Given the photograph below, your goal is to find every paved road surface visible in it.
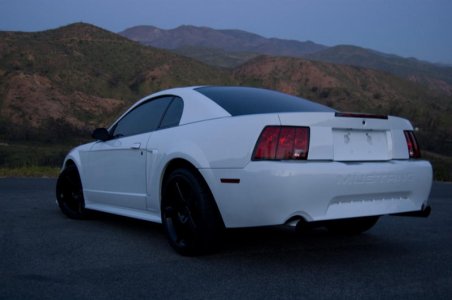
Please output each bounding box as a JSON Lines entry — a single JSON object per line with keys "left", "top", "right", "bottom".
{"left": 0, "top": 178, "right": 451, "bottom": 299}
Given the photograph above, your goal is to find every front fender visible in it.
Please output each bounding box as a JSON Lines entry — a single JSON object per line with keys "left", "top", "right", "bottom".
{"left": 60, "top": 142, "right": 95, "bottom": 186}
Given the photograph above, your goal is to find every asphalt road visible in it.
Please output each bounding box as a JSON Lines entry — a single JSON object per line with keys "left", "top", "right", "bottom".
{"left": 0, "top": 178, "right": 451, "bottom": 299}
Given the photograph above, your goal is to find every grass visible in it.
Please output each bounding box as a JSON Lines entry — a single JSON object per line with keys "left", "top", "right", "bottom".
{"left": 0, "top": 143, "right": 72, "bottom": 167}
{"left": 423, "top": 151, "right": 452, "bottom": 182}
{"left": 0, "top": 166, "right": 59, "bottom": 178}
{"left": 0, "top": 142, "right": 73, "bottom": 178}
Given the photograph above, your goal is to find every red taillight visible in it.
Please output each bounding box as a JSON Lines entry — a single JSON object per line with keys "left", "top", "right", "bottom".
{"left": 253, "top": 126, "right": 310, "bottom": 160}
{"left": 253, "top": 126, "right": 280, "bottom": 160}
{"left": 404, "top": 130, "right": 421, "bottom": 158}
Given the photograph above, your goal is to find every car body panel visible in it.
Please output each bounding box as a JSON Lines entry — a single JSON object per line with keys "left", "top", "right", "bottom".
{"left": 80, "top": 133, "right": 150, "bottom": 210}
{"left": 201, "top": 160, "right": 432, "bottom": 227}
{"left": 59, "top": 86, "right": 433, "bottom": 229}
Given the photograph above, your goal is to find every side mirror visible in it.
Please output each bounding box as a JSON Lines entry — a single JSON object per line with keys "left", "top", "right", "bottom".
{"left": 91, "top": 128, "right": 111, "bottom": 141}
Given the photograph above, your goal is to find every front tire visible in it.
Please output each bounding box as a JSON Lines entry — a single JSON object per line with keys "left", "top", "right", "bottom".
{"left": 56, "top": 165, "right": 89, "bottom": 219}
{"left": 161, "top": 168, "right": 224, "bottom": 256}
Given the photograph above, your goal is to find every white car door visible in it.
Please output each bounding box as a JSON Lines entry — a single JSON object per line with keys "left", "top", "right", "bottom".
{"left": 81, "top": 96, "right": 176, "bottom": 210}
{"left": 81, "top": 133, "right": 150, "bottom": 210}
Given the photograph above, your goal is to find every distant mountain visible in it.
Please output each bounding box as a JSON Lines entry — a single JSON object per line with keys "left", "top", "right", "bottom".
{"left": 119, "top": 25, "right": 327, "bottom": 57}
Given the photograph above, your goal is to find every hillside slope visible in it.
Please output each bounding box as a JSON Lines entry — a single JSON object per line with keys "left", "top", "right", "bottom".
{"left": 303, "top": 45, "right": 452, "bottom": 95}
{"left": 172, "top": 46, "right": 259, "bottom": 68}
{"left": 235, "top": 56, "right": 452, "bottom": 157}
{"left": 0, "top": 22, "right": 234, "bottom": 142}
{"left": 0, "top": 23, "right": 451, "bottom": 178}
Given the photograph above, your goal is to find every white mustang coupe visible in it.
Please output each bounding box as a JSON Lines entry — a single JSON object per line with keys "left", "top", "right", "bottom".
{"left": 56, "top": 86, "right": 432, "bottom": 255}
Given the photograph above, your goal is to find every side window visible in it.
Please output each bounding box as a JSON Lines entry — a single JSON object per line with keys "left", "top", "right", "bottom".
{"left": 159, "top": 97, "right": 184, "bottom": 129}
{"left": 112, "top": 96, "right": 173, "bottom": 138}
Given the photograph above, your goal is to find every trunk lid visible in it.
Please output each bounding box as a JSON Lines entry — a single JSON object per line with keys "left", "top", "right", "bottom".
{"left": 278, "top": 112, "right": 412, "bottom": 161}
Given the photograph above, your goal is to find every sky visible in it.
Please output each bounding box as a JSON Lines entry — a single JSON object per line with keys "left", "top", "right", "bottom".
{"left": 0, "top": 0, "right": 451, "bottom": 64}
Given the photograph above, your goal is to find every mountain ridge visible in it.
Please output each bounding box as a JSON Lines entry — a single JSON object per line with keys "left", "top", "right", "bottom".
{"left": 120, "top": 24, "right": 452, "bottom": 95}
{"left": 0, "top": 23, "right": 451, "bottom": 178}
{"left": 304, "top": 45, "right": 452, "bottom": 91}
{"left": 119, "top": 25, "right": 327, "bottom": 56}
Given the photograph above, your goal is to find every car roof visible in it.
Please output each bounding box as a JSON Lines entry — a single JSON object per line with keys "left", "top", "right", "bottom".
{"left": 130, "top": 86, "right": 231, "bottom": 126}
{"left": 130, "top": 86, "right": 333, "bottom": 126}
{"left": 195, "top": 86, "right": 334, "bottom": 116}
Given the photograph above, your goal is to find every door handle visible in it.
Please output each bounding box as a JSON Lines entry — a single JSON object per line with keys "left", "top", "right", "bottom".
{"left": 131, "top": 143, "right": 141, "bottom": 149}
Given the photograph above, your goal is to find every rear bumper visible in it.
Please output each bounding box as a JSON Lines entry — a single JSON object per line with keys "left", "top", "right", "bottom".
{"left": 201, "top": 160, "right": 433, "bottom": 228}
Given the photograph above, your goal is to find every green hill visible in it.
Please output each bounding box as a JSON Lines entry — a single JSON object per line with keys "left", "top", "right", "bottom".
{"left": 0, "top": 23, "right": 235, "bottom": 171}
{"left": 0, "top": 22, "right": 235, "bottom": 141}
{"left": 0, "top": 23, "right": 450, "bottom": 179}
{"left": 172, "top": 46, "right": 258, "bottom": 68}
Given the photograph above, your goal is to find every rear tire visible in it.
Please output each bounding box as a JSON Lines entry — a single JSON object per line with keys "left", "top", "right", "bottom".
{"left": 56, "top": 165, "right": 89, "bottom": 219}
{"left": 326, "top": 216, "right": 379, "bottom": 235}
{"left": 161, "top": 168, "right": 224, "bottom": 256}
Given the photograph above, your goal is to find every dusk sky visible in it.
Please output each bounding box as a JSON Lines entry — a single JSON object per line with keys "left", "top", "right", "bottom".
{"left": 1, "top": 0, "right": 451, "bottom": 64}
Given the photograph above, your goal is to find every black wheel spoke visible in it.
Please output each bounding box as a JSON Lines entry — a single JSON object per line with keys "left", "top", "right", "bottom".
{"left": 161, "top": 168, "right": 224, "bottom": 255}
{"left": 163, "top": 176, "right": 198, "bottom": 249}
{"left": 175, "top": 181, "right": 197, "bottom": 230}
{"left": 175, "top": 181, "right": 186, "bottom": 203}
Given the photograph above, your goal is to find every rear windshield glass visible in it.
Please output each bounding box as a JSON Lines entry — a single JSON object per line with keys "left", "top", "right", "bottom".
{"left": 195, "top": 86, "right": 334, "bottom": 116}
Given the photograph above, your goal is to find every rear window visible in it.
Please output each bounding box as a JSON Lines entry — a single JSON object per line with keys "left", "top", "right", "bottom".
{"left": 195, "top": 86, "right": 334, "bottom": 116}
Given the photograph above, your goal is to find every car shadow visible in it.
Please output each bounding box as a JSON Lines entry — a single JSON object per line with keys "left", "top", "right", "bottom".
{"left": 67, "top": 210, "right": 410, "bottom": 261}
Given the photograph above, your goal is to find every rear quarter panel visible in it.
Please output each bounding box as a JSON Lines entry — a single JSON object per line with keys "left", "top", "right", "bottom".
{"left": 145, "top": 113, "right": 280, "bottom": 212}
{"left": 150, "top": 114, "right": 281, "bottom": 169}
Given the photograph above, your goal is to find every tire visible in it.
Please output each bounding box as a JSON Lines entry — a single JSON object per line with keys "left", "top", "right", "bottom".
{"left": 161, "top": 168, "right": 224, "bottom": 256}
{"left": 56, "top": 165, "right": 89, "bottom": 219}
{"left": 326, "top": 216, "right": 379, "bottom": 235}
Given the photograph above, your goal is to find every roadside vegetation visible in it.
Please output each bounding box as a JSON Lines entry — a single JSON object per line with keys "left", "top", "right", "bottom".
{"left": 0, "top": 165, "right": 59, "bottom": 178}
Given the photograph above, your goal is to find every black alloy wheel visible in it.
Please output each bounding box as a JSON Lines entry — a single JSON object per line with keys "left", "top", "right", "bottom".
{"left": 161, "top": 168, "right": 224, "bottom": 256}
{"left": 56, "top": 165, "right": 89, "bottom": 219}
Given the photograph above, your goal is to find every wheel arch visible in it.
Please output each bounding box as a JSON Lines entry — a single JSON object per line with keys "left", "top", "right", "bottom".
{"left": 61, "top": 157, "right": 83, "bottom": 177}
{"left": 63, "top": 159, "right": 76, "bottom": 169}
{"left": 60, "top": 154, "right": 86, "bottom": 189}
{"left": 60, "top": 150, "right": 82, "bottom": 172}
{"left": 161, "top": 158, "right": 198, "bottom": 186}
{"left": 160, "top": 158, "right": 225, "bottom": 227}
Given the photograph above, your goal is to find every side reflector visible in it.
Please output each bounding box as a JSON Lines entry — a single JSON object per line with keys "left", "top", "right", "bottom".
{"left": 220, "top": 178, "right": 240, "bottom": 184}
{"left": 404, "top": 130, "right": 421, "bottom": 158}
{"left": 253, "top": 126, "right": 310, "bottom": 160}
